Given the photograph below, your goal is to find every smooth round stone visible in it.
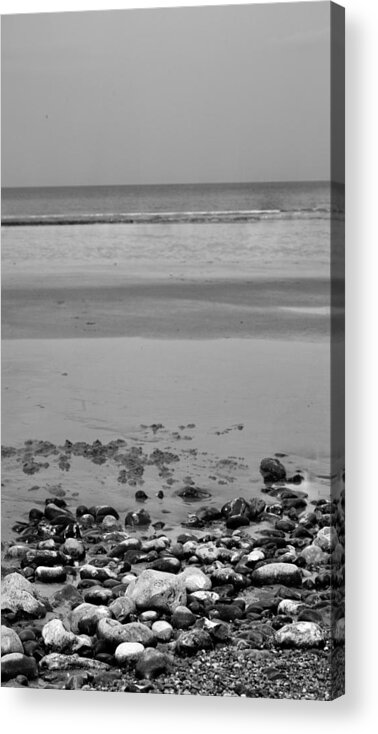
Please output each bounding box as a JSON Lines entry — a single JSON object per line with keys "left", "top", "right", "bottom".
{"left": 300, "top": 544, "right": 327, "bottom": 566}
{"left": 79, "top": 564, "right": 118, "bottom": 582}
{"left": 120, "top": 622, "right": 156, "bottom": 646}
{"left": 139, "top": 610, "right": 159, "bottom": 624}
{"left": 42, "top": 619, "right": 77, "bottom": 653}
{"left": 277, "top": 599, "right": 306, "bottom": 617}
{"left": 251, "top": 563, "right": 302, "bottom": 587}
{"left": 79, "top": 514, "right": 95, "bottom": 528}
{"left": 62, "top": 538, "right": 85, "bottom": 560}
{"left": 195, "top": 543, "right": 219, "bottom": 564}
{"left": 179, "top": 566, "right": 212, "bottom": 593}
{"left": 171, "top": 605, "right": 196, "bottom": 629}
{"left": 149, "top": 557, "right": 181, "bottom": 574}
{"left": 151, "top": 621, "right": 173, "bottom": 642}
{"left": 83, "top": 587, "right": 113, "bottom": 605}
{"left": 38, "top": 539, "right": 57, "bottom": 550}
{"left": 114, "top": 642, "right": 144, "bottom": 666}
{"left": 35, "top": 566, "right": 67, "bottom": 583}
{"left": 275, "top": 621, "right": 325, "bottom": 648}
{"left": 246, "top": 550, "right": 265, "bottom": 565}
{"left": 314, "top": 526, "right": 339, "bottom": 553}
{"left": 182, "top": 541, "right": 199, "bottom": 557}
{"left": 1, "top": 653, "right": 38, "bottom": 681}
{"left": 1, "top": 626, "right": 24, "bottom": 655}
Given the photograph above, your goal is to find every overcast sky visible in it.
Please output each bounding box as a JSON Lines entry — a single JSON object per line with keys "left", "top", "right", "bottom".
{"left": 1, "top": 2, "right": 333, "bottom": 187}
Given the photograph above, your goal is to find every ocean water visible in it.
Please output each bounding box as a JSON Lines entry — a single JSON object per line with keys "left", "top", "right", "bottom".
{"left": 1, "top": 181, "right": 344, "bottom": 277}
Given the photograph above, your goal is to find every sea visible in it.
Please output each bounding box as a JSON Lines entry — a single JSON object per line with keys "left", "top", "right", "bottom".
{"left": 1, "top": 181, "right": 344, "bottom": 277}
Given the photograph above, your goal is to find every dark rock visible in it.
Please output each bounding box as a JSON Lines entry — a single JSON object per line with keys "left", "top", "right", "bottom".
{"left": 171, "top": 605, "right": 196, "bottom": 629}
{"left": 1, "top": 653, "right": 38, "bottom": 681}
{"left": 125, "top": 510, "right": 151, "bottom": 527}
{"left": 175, "top": 629, "right": 213, "bottom": 656}
{"left": 260, "top": 458, "right": 286, "bottom": 483}
{"left": 149, "top": 557, "right": 181, "bottom": 574}
{"left": 135, "top": 648, "right": 168, "bottom": 679}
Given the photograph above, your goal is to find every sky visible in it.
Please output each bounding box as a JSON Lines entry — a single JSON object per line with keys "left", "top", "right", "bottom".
{"left": 1, "top": 2, "right": 335, "bottom": 187}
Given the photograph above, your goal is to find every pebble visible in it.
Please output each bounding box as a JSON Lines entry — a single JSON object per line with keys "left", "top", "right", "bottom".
{"left": 277, "top": 599, "right": 306, "bottom": 617}
{"left": 35, "top": 566, "right": 67, "bottom": 583}
{"left": 175, "top": 628, "right": 213, "bottom": 656}
{"left": 62, "top": 538, "right": 86, "bottom": 560}
{"left": 135, "top": 648, "right": 169, "bottom": 679}
{"left": 114, "top": 642, "right": 145, "bottom": 666}
{"left": 300, "top": 544, "right": 327, "bottom": 566}
{"left": 1, "top": 626, "right": 24, "bottom": 655}
{"left": 314, "top": 527, "right": 338, "bottom": 553}
{"left": 40, "top": 653, "right": 110, "bottom": 672}
{"left": 42, "top": 619, "right": 77, "bottom": 653}
{"left": 179, "top": 566, "right": 212, "bottom": 593}
{"left": 108, "top": 596, "right": 136, "bottom": 622}
{"left": 125, "top": 569, "right": 187, "bottom": 613}
{"left": 275, "top": 621, "right": 325, "bottom": 648}
{"left": 83, "top": 587, "right": 114, "bottom": 605}
{"left": 70, "top": 603, "right": 111, "bottom": 635}
{"left": 251, "top": 563, "right": 302, "bottom": 587}
{"left": 151, "top": 621, "right": 173, "bottom": 642}
{"left": 1, "top": 572, "right": 46, "bottom": 619}
{"left": 171, "top": 605, "right": 196, "bottom": 629}
{"left": 1, "top": 653, "right": 38, "bottom": 681}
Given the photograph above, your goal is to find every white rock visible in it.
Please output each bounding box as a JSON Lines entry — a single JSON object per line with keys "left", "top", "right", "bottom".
{"left": 251, "top": 563, "right": 302, "bottom": 586}
{"left": 277, "top": 599, "right": 306, "bottom": 617}
{"left": 42, "top": 619, "right": 77, "bottom": 652}
{"left": 151, "top": 621, "right": 173, "bottom": 642}
{"left": 1, "top": 625, "right": 24, "bottom": 656}
{"left": 195, "top": 543, "right": 219, "bottom": 564}
{"left": 190, "top": 590, "right": 220, "bottom": 604}
{"left": 114, "top": 642, "right": 145, "bottom": 666}
{"left": 1, "top": 572, "right": 45, "bottom": 618}
{"left": 125, "top": 569, "right": 186, "bottom": 612}
{"left": 313, "top": 526, "right": 339, "bottom": 553}
{"left": 300, "top": 544, "right": 327, "bottom": 566}
{"left": 275, "top": 621, "right": 325, "bottom": 648}
{"left": 179, "top": 566, "right": 212, "bottom": 593}
{"left": 246, "top": 550, "right": 265, "bottom": 564}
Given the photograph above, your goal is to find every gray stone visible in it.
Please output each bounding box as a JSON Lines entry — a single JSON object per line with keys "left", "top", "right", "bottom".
{"left": 69, "top": 603, "right": 111, "bottom": 635}
{"left": 35, "top": 566, "right": 67, "bottom": 583}
{"left": 314, "top": 527, "right": 338, "bottom": 553}
{"left": 114, "top": 642, "right": 144, "bottom": 666}
{"left": 275, "top": 621, "right": 325, "bottom": 648}
{"left": 40, "top": 653, "right": 110, "bottom": 671}
{"left": 1, "top": 653, "right": 38, "bottom": 681}
{"left": 62, "top": 538, "right": 85, "bottom": 560}
{"left": 119, "top": 622, "right": 156, "bottom": 646}
{"left": 1, "top": 626, "right": 24, "bottom": 656}
{"left": 42, "top": 619, "right": 77, "bottom": 652}
{"left": 175, "top": 628, "right": 213, "bottom": 656}
{"left": 300, "top": 544, "right": 327, "bottom": 566}
{"left": 135, "top": 648, "right": 168, "bottom": 679}
{"left": 277, "top": 599, "right": 306, "bottom": 617}
{"left": 171, "top": 605, "right": 196, "bottom": 629}
{"left": 125, "top": 569, "right": 186, "bottom": 613}
{"left": 1, "top": 572, "right": 45, "bottom": 619}
{"left": 151, "top": 621, "right": 173, "bottom": 642}
{"left": 179, "top": 566, "right": 212, "bottom": 593}
{"left": 108, "top": 596, "right": 136, "bottom": 622}
{"left": 251, "top": 563, "right": 302, "bottom": 587}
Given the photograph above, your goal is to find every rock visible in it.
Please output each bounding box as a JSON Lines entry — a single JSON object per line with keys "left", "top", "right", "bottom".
{"left": 175, "top": 629, "right": 213, "bottom": 656}
{"left": 171, "top": 605, "right": 196, "bottom": 629}
{"left": 246, "top": 550, "right": 265, "bottom": 566}
{"left": 83, "top": 587, "right": 114, "bottom": 606}
{"left": 149, "top": 557, "right": 181, "bottom": 574}
{"left": 108, "top": 596, "right": 136, "bottom": 622}
{"left": 226, "top": 514, "right": 250, "bottom": 529}
{"left": 151, "top": 621, "right": 173, "bottom": 642}
{"left": 179, "top": 566, "right": 212, "bottom": 593}
{"left": 120, "top": 622, "right": 156, "bottom": 647}
{"left": 277, "top": 599, "right": 306, "bottom": 617}
{"left": 102, "top": 515, "right": 121, "bottom": 530}
{"left": 1, "top": 572, "right": 46, "bottom": 619}
{"left": 135, "top": 649, "right": 168, "bottom": 679}
{"left": 125, "top": 569, "right": 186, "bottom": 613}
{"left": 114, "top": 642, "right": 144, "bottom": 666}
{"left": 42, "top": 619, "right": 77, "bottom": 652}
{"left": 251, "top": 563, "right": 302, "bottom": 587}
{"left": 51, "top": 584, "right": 83, "bottom": 610}
{"left": 313, "top": 526, "right": 338, "bottom": 553}
{"left": 1, "top": 653, "right": 38, "bottom": 681}
{"left": 300, "top": 544, "right": 327, "bottom": 566}
{"left": 79, "top": 564, "right": 118, "bottom": 582}
{"left": 35, "top": 566, "right": 67, "bottom": 583}
{"left": 1, "top": 626, "right": 24, "bottom": 655}
{"left": 95, "top": 506, "right": 120, "bottom": 523}
{"left": 70, "top": 603, "right": 111, "bottom": 635}
{"left": 211, "top": 567, "right": 245, "bottom": 588}
{"left": 40, "top": 653, "right": 110, "bottom": 671}
{"left": 62, "top": 538, "right": 85, "bottom": 560}
{"left": 189, "top": 590, "right": 220, "bottom": 604}
{"left": 139, "top": 610, "right": 159, "bottom": 624}
{"left": 125, "top": 510, "right": 151, "bottom": 527}
{"left": 97, "top": 618, "right": 132, "bottom": 647}
{"left": 275, "top": 621, "right": 325, "bottom": 648}
{"left": 195, "top": 543, "right": 219, "bottom": 564}
{"left": 249, "top": 498, "right": 266, "bottom": 520}
{"left": 260, "top": 458, "right": 286, "bottom": 483}
{"left": 5, "top": 544, "right": 29, "bottom": 561}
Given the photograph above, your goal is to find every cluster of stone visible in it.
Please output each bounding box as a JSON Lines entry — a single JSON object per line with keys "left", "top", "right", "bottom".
{"left": 1, "top": 456, "right": 345, "bottom": 691}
